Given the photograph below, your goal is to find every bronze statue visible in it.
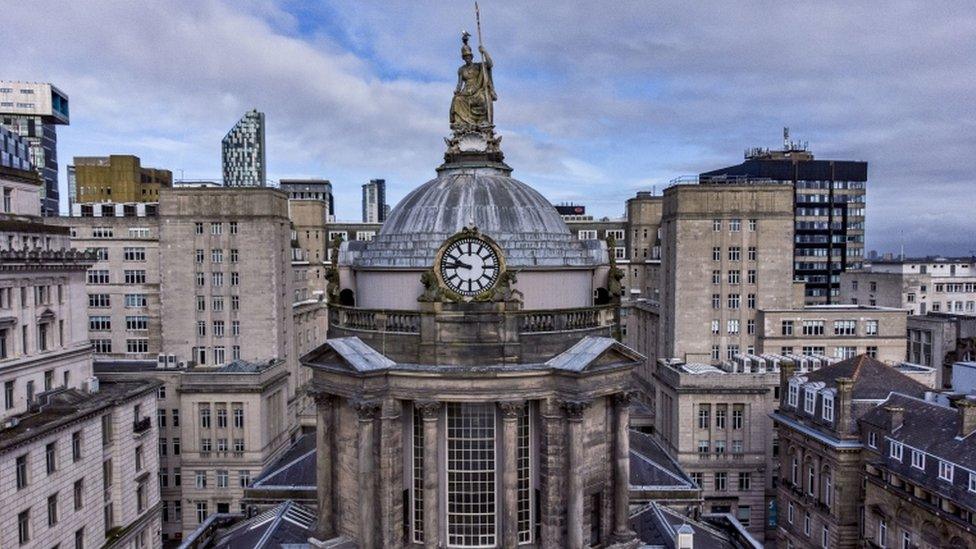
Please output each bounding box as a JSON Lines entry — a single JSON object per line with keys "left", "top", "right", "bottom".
{"left": 450, "top": 28, "right": 496, "bottom": 129}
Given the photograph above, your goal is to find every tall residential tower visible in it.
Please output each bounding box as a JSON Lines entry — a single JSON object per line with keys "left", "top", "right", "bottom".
{"left": 361, "top": 178, "right": 387, "bottom": 222}
{"left": 221, "top": 109, "right": 266, "bottom": 187}
{"left": 0, "top": 81, "right": 70, "bottom": 215}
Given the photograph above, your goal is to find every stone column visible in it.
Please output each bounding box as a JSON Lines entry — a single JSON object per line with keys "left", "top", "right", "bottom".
{"left": 356, "top": 401, "right": 381, "bottom": 549}
{"left": 313, "top": 393, "right": 335, "bottom": 540}
{"left": 417, "top": 401, "right": 441, "bottom": 549}
{"left": 500, "top": 401, "right": 525, "bottom": 547}
{"left": 612, "top": 392, "right": 636, "bottom": 542}
{"left": 561, "top": 399, "right": 590, "bottom": 549}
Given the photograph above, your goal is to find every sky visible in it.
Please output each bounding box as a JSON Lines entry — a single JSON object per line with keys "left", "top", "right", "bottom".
{"left": 2, "top": 1, "right": 974, "bottom": 256}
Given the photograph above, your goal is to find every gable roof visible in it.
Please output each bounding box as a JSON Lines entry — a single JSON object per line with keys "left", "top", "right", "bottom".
{"left": 212, "top": 501, "right": 317, "bottom": 549}
{"left": 545, "top": 336, "right": 644, "bottom": 373}
{"left": 629, "top": 430, "right": 697, "bottom": 490}
{"left": 801, "top": 354, "right": 928, "bottom": 400}
{"left": 303, "top": 337, "right": 396, "bottom": 373}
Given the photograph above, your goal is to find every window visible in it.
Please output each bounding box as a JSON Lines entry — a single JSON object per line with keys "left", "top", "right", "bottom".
{"left": 787, "top": 501, "right": 795, "bottom": 524}
{"left": 74, "top": 479, "right": 84, "bottom": 510}
{"left": 749, "top": 219, "right": 757, "bottom": 231}
{"left": 712, "top": 247, "right": 721, "bottom": 261}
{"left": 748, "top": 246, "right": 757, "bottom": 261}
{"left": 123, "top": 247, "right": 146, "bottom": 261}
{"left": 911, "top": 449, "right": 925, "bottom": 470}
{"left": 577, "top": 230, "right": 597, "bottom": 240}
{"left": 711, "top": 345, "right": 720, "bottom": 361}
{"left": 72, "top": 431, "right": 82, "bottom": 461}
{"left": 213, "top": 320, "right": 225, "bottom": 337}
{"left": 822, "top": 525, "right": 830, "bottom": 548}
{"left": 46, "top": 442, "right": 57, "bottom": 474}
{"left": 211, "top": 222, "right": 222, "bottom": 235}
{"left": 727, "top": 319, "right": 739, "bottom": 334}
{"left": 217, "top": 470, "right": 228, "bottom": 488}
{"left": 200, "top": 405, "right": 211, "bottom": 428}
{"left": 196, "top": 501, "right": 208, "bottom": 523}
{"left": 729, "top": 219, "right": 741, "bottom": 232}
{"left": 728, "top": 246, "right": 741, "bottom": 261}
{"left": 802, "top": 320, "right": 825, "bottom": 335}
{"left": 126, "top": 339, "right": 149, "bottom": 354}
{"left": 124, "top": 270, "right": 146, "bottom": 284}
{"left": 231, "top": 272, "right": 239, "bottom": 286}
{"left": 195, "top": 272, "right": 205, "bottom": 287}
{"left": 195, "top": 249, "right": 204, "bottom": 263}
{"left": 128, "top": 227, "right": 150, "bottom": 238}
{"left": 230, "top": 249, "right": 239, "bottom": 262}
{"left": 690, "top": 472, "right": 703, "bottom": 487}
{"left": 711, "top": 294, "right": 720, "bottom": 309}
{"left": 217, "top": 407, "right": 227, "bottom": 428}
{"left": 867, "top": 346, "right": 878, "bottom": 358}
{"left": 91, "top": 227, "right": 113, "bottom": 238}
{"left": 18, "top": 509, "right": 30, "bottom": 545}
{"left": 868, "top": 431, "right": 877, "bottom": 448}
{"left": 747, "top": 293, "right": 755, "bottom": 309}
{"left": 48, "top": 493, "right": 58, "bottom": 526}
{"left": 87, "top": 270, "right": 109, "bottom": 284}
{"left": 231, "top": 295, "right": 239, "bottom": 310}
{"left": 233, "top": 406, "right": 244, "bottom": 428}
{"left": 738, "top": 472, "right": 751, "bottom": 491}
{"left": 232, "top": 320, "right": 240, "bottom": 336}
{"left": 782, "top": 320, "right": 794, "bottom": 336}
{"left": 890, "top": 441, "right": 903, "bottom": 461}
{"left": 16, "top": 454, "right": 28, "bottom": 489}
{"left": 727, "top": 294, "right": 740, "bottom": 309}
{"left": 714, "top": 440, "right": 725, "bottom": 454}
{"left": 731, "top": 408, "right": 743, "bottom": 429}
{"left": 196, "top": 471, "right": 207, "bottom": 488}
{"left": 173, "top": 437, "right": 181, "bottom": 455}
{"left": 211, "top": 272, "right": 223, "bottom": 287}
{"left": 135, "top": 444, "right": 144, "bottom": 471}
{"left": 712, "top": 219, "right": 721, "bottom": 231}
{"left": 823, "top": 471, "right": 832, "bottom": 505}
{"left": 804, "top": 512, "right": 811, "bottom": 536}
{"left": 791, "top": 458, "right": 799, "bottom": 485}
{"left": 698, "top": 405, "right": 710, "bottom": 429}
{"left": 804, "top": 388, "right": 816, "bottom": 414}
{"left": 747, "top": 319, "right": 755, "bottom": 335}
{"left": 234, "top": 438, "right": 244, "bottom": 452}
{"left": 229, "top": 222, "right": 238, "bottom": 234}
{"left": 211, "top": 248, "right": 223, "bottom": 263}
{"left": 196, "top": 296, "right": 205, "bottom": 311}
{"left": 728, "top": 270, "right": 740, "bottom": 285}
{"left": 126, "top": 316, "right": 149, "bottom": 331}
{"left": 712, "top": 270, "right": 721, "bottom": 284}
{"left": 833, "top": 320, "right": 856, "bottom": 335}
{"left": 807, "top": 464, "right": 816, "bottom": 495}
{"left": 698, "top": 440, "right": 710, "bottom": 454}
{"left": 239, "top": 470, "right": 251, "bottom": 487}
{"left": 747, "top": 269, "right": 756, "bottom": 284}
{"left": 939, "top": 461, "right": 954, "bottom": 482}
{"left": 715, "top": 407, "right": 726, "bottom": 429}
{"left": 822, "top": 394, "right": 834, "bottom": 421}
{"left": 866, "top": 320, "right": 878, "bottom": 336}
{"left": 196, "top": 321, "right": 206, "bottom": 337}
{"left": 88, "top": 294, "right": 110, "bottom": 308}
{"left": 213, "top": 296, "right": 224, "bottom": 311}
{"left": 879, "top": 519, "right": 887, "bottom": 547}
{"left": 969, "top": 472, "right": 976, "bottom": 492}
{"left": 714, "top": 471, "right": 727, "bottom": 491}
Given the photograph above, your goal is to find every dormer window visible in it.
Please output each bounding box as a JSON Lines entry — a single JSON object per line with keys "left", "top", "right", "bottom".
{"left": 803, "top": 387, "right": 816, "bottom": 414}
{"left": 890, "top": 441, "right": 903, "bottom": 461}
{"left": 868, "top": 431, "right": 877, "bottom": 448}
{"left": 822, "top": 394, "right": 834, "bottom": 422}
{"left": 911, "top": 450, "right": 925, "bottom": 470}
{"left": 939, "top": 461, "right": 954, "bottom": 482}
{"left": 788, "top": 383, "right": 799, "bottom": 407}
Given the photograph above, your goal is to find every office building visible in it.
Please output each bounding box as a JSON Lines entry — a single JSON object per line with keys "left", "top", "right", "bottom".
{"left": 71, "top": 155, "right": 172, "bottom": 204}
{"left": 0, "top": 81, "right": 70, "bottom": 215}
{"left": 701, "top": 132, "right": 868, "bottom": 304}
{"left": 1, "top": 125, "right": 32, "bottom": 172}
{"left": 280, "top": 178, "right": 334, "bottom": 220}
{"left": 841, "top": 256, "right": 976, "bottom": 315}
{"left": 0, "top": 162, "right": 162, "bottom": 548}
{"left": 360, "top": 178, "right": 387, "bottom": 222}
{"left": 907, "top": 312, "right": 976, "bottom": 387}
{"left": 221, "top": 109, "right": 266, "bottom": 187}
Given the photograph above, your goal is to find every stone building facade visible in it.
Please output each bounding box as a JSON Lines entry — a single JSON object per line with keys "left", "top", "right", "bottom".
{"left": 659, "top": 180, "right": 796, "bottom": 364}
{"left": 772, "top": 355, "right": 931, "bottom": 548}
{"left": 907, "top": 312, "right": 976, "bottom": 387}
{"left": 0, "top": 163, "right": 162, "bottom": 548}
{"left": 756, "top": 305, "right": 908, "bottom": 364}
{"left": 841, "top": 257, "right": 976, "bottom": 315}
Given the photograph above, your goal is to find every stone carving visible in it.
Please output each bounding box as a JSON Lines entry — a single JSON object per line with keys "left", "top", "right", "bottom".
{"left": 450, "top": 31, "right": 496, "bottom": 130}
{"left": 326, "top": 234, "right": 343, "bottom": 303}
{"left": 490, "top": 269, "right": 523, "bottom": 303}
{"left": 498, "top": 401, "right": 526, "bottom": 419}
{"left": 606, "top": 234, "right": 625, "bottom": 298}
{"left": 355, "top": 400, "right": 381, "bottom": 420}
{"left": 415, "top": 401, "right": 442, "bottom": 420}
{"left": 613, "top": 391, "right": 637, "bottom": 407}
{"left": 313, "top": 392, "right": 335, "bottom": 408}
{"left": 417, "top": 268, "right": 444, "bottom": 303}
{"left": 560, "top": 399, "right": 591, "bottom": 420}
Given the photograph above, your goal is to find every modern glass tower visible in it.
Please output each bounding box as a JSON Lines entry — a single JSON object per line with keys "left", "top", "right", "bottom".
{"left": 221, "top": 109, "right": 266, "bottom": 187}
{"left": 0, "top": 81, "right": 70, "bottom": 215}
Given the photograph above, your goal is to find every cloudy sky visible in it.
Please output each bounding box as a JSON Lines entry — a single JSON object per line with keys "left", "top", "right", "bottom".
{"left": 3, "top": 1, "right": 974, "bottom": 255}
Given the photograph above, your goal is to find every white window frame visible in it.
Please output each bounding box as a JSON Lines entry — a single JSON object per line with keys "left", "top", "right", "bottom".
{"left": 889, "top": 441, "right": 903, "bottom": 461}
{"left": 938, "top": 461, "right": 954, "bottom": 482}
{"left": 911, "top": 449, "right": 925, "bottom": 470}
{"left": 822, "top": 393, "right": 834, "bottom": 422}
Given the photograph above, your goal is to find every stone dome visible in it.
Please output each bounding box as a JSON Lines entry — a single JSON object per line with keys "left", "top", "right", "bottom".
{"left": 352, "top": 164, "right": 604, "bottom": 268}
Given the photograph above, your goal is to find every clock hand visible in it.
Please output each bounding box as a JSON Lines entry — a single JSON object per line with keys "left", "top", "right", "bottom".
{"left": 448, "top": 261, "right": 473, "bottom": 270}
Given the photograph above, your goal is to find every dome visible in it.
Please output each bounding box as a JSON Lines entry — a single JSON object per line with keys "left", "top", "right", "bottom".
{"left": 353, "top": 165, "right": 604, "bottom": 268}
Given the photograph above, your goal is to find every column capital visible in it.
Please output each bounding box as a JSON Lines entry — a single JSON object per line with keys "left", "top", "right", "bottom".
{"left": 415, "top": 400, "right": 441, "bottom": 420}
{"left": 313, "top": 392, "right": 335, "bottom": 408}
{"left": 498, "top": 400, "right": 526, "bottom": 420}
{"left": 355, "top": 400, "right": 381, "bottom": 420}
{"left": 559, "top": 399, "right": 590, "bottom": 421}
{"left": 613, "top": 390, "right": 638, "bottom": 407}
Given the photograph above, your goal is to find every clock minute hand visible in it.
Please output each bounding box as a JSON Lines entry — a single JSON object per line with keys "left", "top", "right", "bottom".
{"left": 448, "top": 260, "right": 472, "bottom": 270}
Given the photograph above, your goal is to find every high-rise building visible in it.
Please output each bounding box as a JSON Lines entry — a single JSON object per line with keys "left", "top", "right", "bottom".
{"left": 221, "top": 109, "right": 266, "bottom": 187}
{"left": 0, "top": 162, "right": 162, "bottom": 549}
{"left": 71, "top": 155, "right": 172, "bottom": 204}
{"left": 1, "top": 126, "right": 32, "bottom": 172}
{"left": 280, "top": 178, "right": 334, "bottom": 220}
{"left": 701, "top": 131, "right": 868, "bottom": 304}
{"left": 0, "top": 81, "right": 70, "bottom": 215}
{"left": 659, "top": 178, "right": 796, "bottom": 364}
{"left": 361, "top": 178, "right": 387, "bottom": 222}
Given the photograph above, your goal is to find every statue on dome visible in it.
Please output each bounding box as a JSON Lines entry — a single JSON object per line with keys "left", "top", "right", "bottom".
{"left": 449, "top": 29, "right": 495, "bottom": 129}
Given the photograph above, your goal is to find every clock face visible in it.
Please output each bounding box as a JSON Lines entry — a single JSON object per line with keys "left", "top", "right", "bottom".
{"left": 438, "top": 237, "right": 501, "bottom": 296}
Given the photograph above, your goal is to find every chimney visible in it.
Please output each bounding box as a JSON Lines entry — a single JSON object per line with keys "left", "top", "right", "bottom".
{"left": 835, "top": 377, "right": 854, "bottom": 435}
{"left": 958, "top": 397, "right": 976, "bottom": 438}
{"left": 779, "top": 360, "right": 796, "bottom": 409}
{"left": 675, "top": 523, "right": 694, "bottom": 549}
{"left": 885, "top": 405, "right": 905, "bottom": 431}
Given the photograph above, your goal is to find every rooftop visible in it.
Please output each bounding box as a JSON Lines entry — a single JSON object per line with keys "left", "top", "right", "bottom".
{"left": 0, "top": 380, "right": 160, "bottom": 454}
{"left": 799, "top": 354, "right": 929, "bottom": 401}
{"left": 630, "top": 502, "right": 762, "bottom": 549}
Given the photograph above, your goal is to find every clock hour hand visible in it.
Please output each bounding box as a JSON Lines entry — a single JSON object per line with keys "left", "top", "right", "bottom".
{"left": 447, "top": 260, "right": 472, "bottom": 270}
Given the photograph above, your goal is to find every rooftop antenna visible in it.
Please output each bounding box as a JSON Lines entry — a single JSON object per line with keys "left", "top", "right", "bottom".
{"left": 783, "top": 127, "right": 790, "bottom": 150}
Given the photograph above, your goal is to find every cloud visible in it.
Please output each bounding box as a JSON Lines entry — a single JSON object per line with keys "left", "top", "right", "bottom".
{"left": 1, "top": 0, "right": 974, "bottom": 254}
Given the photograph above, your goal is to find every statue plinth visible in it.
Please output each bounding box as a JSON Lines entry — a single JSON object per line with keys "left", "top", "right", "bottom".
{"left": 442, "top": 124, "right": 506, "bottom": 167}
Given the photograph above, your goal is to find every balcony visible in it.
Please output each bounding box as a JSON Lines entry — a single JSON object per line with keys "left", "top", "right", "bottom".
{"left": 132, "top": 416, "right": 151, "bottom": 435}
